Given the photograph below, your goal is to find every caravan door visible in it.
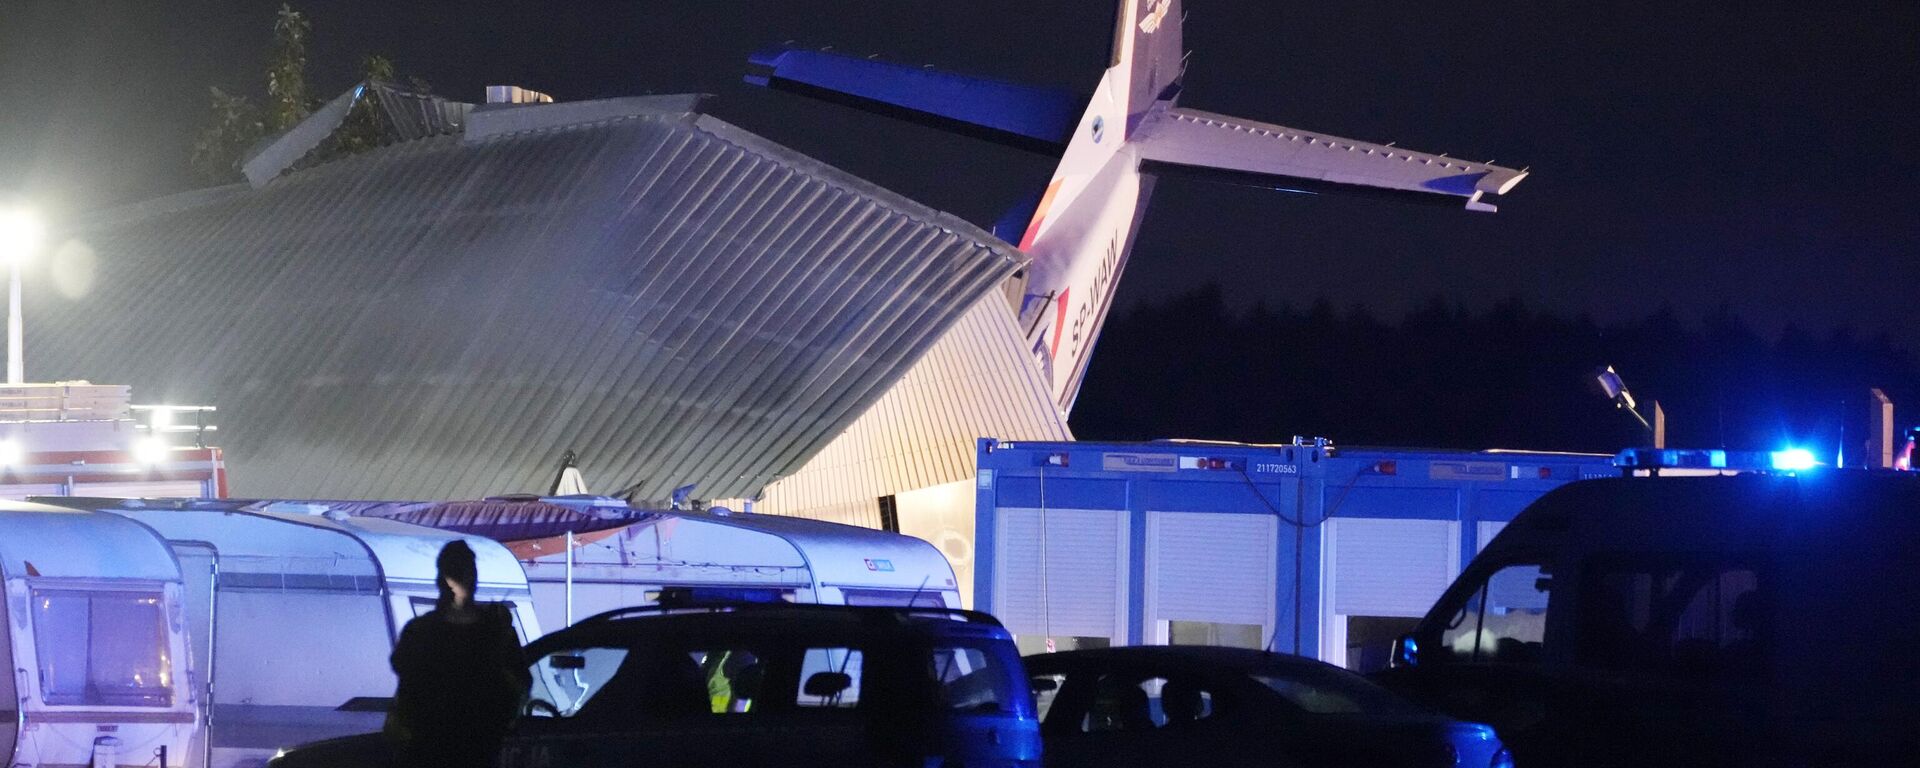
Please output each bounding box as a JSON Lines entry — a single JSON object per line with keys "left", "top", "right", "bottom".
{"left": 172, "top": 542, "right": 218, "bottom": 768}
{"left": 0, "top": 579, "right": 14, "bottom": 766}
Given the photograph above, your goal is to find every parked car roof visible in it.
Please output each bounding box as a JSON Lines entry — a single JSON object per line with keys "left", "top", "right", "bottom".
{"left": 1026, "top": 645, "right": 1334, "bottom": 673}
{"left": 534, "top": 602, "right": 1012, "bottom": 650}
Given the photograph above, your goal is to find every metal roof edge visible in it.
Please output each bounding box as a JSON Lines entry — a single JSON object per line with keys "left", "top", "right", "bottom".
{"left": 463, "top": 94, "right": 712, "bottom": 143}
{"left": 71, "top": 184, "right": 250, "bottom": 233}
{"left": 688, "top": 112, "right": 1024, "bottom": 264}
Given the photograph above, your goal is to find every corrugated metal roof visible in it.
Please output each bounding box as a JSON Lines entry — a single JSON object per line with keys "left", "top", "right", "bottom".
{"left": 752, "top": 293, "right": 1071, "bottom": 518}
{"left": 36, "top": 95, "right": 1022, "bottom": 503}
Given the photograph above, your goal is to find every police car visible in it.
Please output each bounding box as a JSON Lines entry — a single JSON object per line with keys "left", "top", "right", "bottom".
{"left": 1376, "top": 449, "right": 1920, "bottom": 767}
{"left": 271, "top": 592, "right": 1040, "bottom": 768}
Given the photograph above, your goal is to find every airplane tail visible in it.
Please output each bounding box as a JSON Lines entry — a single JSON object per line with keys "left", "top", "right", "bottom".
{"left": 746, "top": 0, "right": 1527, "bottom": 415}
{"left": 1121, "top": 0, "right": 1186, "bottom": 132}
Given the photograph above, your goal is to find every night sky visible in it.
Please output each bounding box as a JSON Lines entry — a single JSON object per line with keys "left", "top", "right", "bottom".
{"left": 3, "top": 0, "right": 1916, "bottom": 347}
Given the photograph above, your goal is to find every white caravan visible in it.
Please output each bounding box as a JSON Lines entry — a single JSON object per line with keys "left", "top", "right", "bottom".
{"left": 34, "top": 497, "right": 540, "bottom": 768}
{"left": 342, "top": 496, "right": 963, "bottom": 631}
{"left": 0, "top": 501, "right": 198, "bottom": 768}
{"left": 7, "top": 493, "right": 952, "bottom": 767}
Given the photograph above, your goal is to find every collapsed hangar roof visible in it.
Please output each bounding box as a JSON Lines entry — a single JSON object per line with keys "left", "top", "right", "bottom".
{"left": 34, "top": 91, "right": 1024, "bottom": 503}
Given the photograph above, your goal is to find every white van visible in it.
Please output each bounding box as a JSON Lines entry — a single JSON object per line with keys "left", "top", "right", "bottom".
{"left": 1377, "top": 464, "right": 1920, "bottom": 767}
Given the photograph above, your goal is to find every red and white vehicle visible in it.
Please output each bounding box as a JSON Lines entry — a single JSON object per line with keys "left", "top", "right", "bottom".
{"left": 0, "top": 382, "right": 225, "bottom": 500}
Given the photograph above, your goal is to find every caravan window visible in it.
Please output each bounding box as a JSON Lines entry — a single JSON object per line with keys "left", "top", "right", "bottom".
{"left": 32, "top": 590, "right": 173, "bottom": 707}
{"left": 412, "top": 597, "right": 531, "bottom": 642}
{"left": 839, "top": 589, "right": 947, "bottom": 608}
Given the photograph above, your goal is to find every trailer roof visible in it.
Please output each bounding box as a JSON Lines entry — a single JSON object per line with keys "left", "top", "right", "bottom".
{"left": 37, "top": 497, "right": 528, "bottom": 591}
{"left": 0, "top": 501, "right": 180, "bottom": 582}
{"left": 323, "top": 496, "right": 957, "bottom": 592}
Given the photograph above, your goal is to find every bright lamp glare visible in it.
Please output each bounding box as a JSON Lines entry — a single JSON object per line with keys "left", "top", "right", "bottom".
{"left": 0, "top": 208, "right": 43, "bottom": 264}
{"left": 133, "top": 436, "right": 169, "bottom": 465}
{"left": 0, "top": 440, "right": 21, "bottom": 466}
{"left": 1770, "top": 448, "right": 1817, "bottom": 471}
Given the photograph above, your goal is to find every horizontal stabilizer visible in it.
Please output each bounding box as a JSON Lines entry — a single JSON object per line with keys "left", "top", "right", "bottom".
{"left": 746, "top": 46, "right": 1083, "bottom": 154}
{"left": 1133, "top": 107, "right": 1527, "bottom": 211}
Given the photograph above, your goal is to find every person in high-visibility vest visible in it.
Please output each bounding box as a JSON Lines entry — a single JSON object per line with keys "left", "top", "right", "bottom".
{"left": 702, "top": 650, "right": 760, "bottom": 712}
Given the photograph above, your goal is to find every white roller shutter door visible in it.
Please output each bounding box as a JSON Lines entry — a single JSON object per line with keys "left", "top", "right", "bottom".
{"left": 1477, "top": 521, "right": 1507, "bottom": 553}
{"left": 1147, "top": 511, "right": 1276, "bottom": 628}
{"left": 992, "top": 508, "right": 1127, "bottom": 640}
{"left": 1328, "top": 517, "right": 1459, "bottom": 618}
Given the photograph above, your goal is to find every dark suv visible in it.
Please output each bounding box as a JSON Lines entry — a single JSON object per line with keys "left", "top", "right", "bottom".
{"left": 271, "top": 601, "right": 1040, "bottom": 768}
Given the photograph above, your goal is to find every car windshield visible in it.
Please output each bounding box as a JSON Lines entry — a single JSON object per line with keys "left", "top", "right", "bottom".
{"left": 1249, "top": 663, "right": 1425, "bottom": 716}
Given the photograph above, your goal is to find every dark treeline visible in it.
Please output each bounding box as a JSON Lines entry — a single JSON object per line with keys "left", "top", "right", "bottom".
{"left": 1073, "top": 286, "right": 1918, "bottom": 460}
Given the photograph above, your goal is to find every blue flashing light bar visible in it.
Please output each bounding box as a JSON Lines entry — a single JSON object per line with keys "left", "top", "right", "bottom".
{"left": 1614, "top": 447, "right": 1823, "bottom": 472}
{"left": 1770, "top": 448, "right": 1817, "bottom": 471}
{"left": 653, "top": 587, "right": 791, "bottom": 606}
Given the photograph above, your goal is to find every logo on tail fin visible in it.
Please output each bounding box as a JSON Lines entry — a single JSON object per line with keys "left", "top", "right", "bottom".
{"left": 1139, "top": 0, "right": 1172, "bottom": 33}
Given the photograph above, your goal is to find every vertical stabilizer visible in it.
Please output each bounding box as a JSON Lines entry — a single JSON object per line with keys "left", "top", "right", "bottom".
{"left": 1016, "top": 0, "right": 1187, "bottom": 414}
{"left": 744, "top": 0, "right": 1528, "bottom": 417}
{"left": 1124, "top": 0, "right": 1185, "bottom": 132}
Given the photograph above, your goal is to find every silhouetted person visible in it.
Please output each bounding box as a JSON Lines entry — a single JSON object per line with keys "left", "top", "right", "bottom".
{"left": 1160, "top": 679, "right": 1206, "bottom": 726}
{"left": 1088, "top": 678, "right": 1155, "bottom": 732}
{"left": 388, "top": 541, "right": 529, "bottom": 767}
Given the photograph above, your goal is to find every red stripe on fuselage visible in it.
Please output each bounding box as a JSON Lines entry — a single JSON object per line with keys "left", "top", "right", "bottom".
{"left": 1049, "top": 288, "right": 1071, "bottom": 359}
{"left": 1020, "top": 179, "right": 1065, "bottom": 251}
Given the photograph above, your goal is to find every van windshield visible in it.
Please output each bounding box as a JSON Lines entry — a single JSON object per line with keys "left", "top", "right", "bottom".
{"left": 1437, "top": 561, "right": 1553, "bottom": 664}
{"left": 32, "top": 590, "right": 174, "bottom": 707}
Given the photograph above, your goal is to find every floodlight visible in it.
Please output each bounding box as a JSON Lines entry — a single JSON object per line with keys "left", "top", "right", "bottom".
{"left": 0, "top": 440, "right": 21, "bottom": 466}
{"left": 134, "top": 436, "right": 170, "bottom": 465}
{"left": 0, "top": 208, "right": 42, "bottom": 265}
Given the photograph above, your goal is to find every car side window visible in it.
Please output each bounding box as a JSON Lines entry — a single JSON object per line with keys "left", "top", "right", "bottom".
{"left": 1065, "top": 673, "right": 1217, "bottom": 733}
{"left": 793, "top": 647, "right": 860, "bottom": 709}
{"left": 929, "top": 644, "right": 1018, "bottom": 715}
{"left": 1083, "top": 674, "right": 1157, "bottom": 733}
{"left": 1031, "top": 673, "right": 1069, "bottom": 722}
{"left": 527, "top": 647, "right": 630, "bottom": 717}
{"left": 1438, "top": 561, "right": 1552, "bottom": 664}
{"left": 1148, "top": 676, "right": 1214, "bottom": 727}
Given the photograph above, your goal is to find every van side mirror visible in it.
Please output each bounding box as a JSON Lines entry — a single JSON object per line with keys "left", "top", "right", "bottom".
{"left": 803, "top": 671, "right": 853, "bottom": 698}
{"left": 1029, "top": 677, "right": 1058, "bottom": 693}
{"left": 1391, "top": 633, "right": 1420, "bottom": 668}
{"left": 549, "top": 654, "right": 587, "bottom": 670}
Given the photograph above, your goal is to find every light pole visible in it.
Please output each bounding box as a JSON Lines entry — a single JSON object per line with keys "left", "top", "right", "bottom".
{"left": 0, "top": 207, "right": 41, "bottom": 385}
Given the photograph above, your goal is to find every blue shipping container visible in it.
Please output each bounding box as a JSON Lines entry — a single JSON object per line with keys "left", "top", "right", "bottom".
{"left": 973, "top": 438, "right": 1616, "bottom": 670}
